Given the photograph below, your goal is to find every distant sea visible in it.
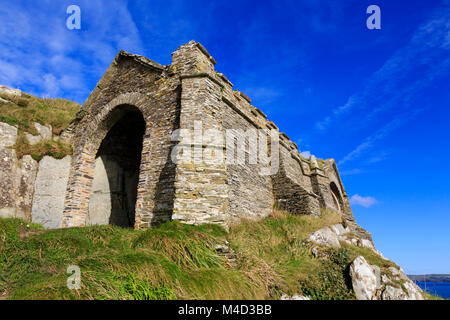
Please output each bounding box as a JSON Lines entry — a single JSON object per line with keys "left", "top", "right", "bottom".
{"left": 415, "top": 281, "right": 450, "bottom": 299}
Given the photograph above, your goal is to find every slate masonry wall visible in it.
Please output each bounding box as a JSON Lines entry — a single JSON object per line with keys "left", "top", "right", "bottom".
{"left": 0, "top": 41, "right": 372, "bottom": 242}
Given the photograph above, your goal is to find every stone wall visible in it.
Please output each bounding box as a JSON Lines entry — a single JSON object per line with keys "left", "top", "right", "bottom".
{"left": 0, "top": 42, "right": 369, "bottom": 241}
{"left": 222, "top": 100, "right": 273, "bottom": 222}
{"left": 59, "top": 40, "right": 363, "bottom": 233}
{"left": 0, "top": 122, "right": 72, "bottom": 227}
{"left": 31, "top": 156, "right": 72, "bottom": 229}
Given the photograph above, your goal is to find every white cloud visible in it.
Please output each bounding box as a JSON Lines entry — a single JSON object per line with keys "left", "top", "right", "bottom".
{"left": 350, "top": 194, "right": 377, "bottom": 208}
{"left": 0, "top": 0, "right": 144, "bottom": 102}
{"left": 338, "top": 109, "right": 421, "bottom": 165}
{"left": 340, "top": 168, "right": 363, "bottom": 176}
{"left": 315, "top": 4, "right": 450, "bottom": 132}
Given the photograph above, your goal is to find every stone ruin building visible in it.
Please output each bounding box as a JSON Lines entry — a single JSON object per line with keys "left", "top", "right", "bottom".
{"left": 0, "top": 41, "right": 371, "bottom": 241}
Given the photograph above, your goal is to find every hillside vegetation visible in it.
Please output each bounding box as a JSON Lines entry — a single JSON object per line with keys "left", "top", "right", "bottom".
{"left": 0, "top": 210, "right": 404, "bottom": 300}
{"left": 0, "top": 91, "right": 80, "bottom": 135}
{"left": 0, "top": 90, "right": 80, "bottom": 160}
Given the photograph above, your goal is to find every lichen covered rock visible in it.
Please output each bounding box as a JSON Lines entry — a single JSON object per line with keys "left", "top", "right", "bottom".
{"left": 308, "top": 226, "right": 341, "bottom": 248}
{"left": 31, "top": 156, "right": 72, "bottom": 228}
{"left": 0, "top": 122, "right": 18, "bottom": 148}
{"left": 349, "top": 256, "right": 380, "bottom": 300}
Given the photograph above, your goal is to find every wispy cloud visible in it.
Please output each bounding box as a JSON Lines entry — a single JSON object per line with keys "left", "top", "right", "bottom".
{"left": 315, "top": 4, "right": 450, "bottom": 131}
{"left": 340, "top": 168, "right": 363, "bottom": 176}
{"left": 350, "top": 194, "right": 378, "bottom": 208}
{"left": 338, "top": 110, "right": 420, "bottom": 165}
{"left": 0, "top": 0, "right": 144, "bottom": 102}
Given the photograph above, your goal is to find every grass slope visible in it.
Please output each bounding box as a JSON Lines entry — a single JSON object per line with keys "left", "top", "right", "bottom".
{"left": 0, "top": 91, "right": 79, "bottom": 161}
{"left": 0, "top": 210, "right": 407, "bottom": 300}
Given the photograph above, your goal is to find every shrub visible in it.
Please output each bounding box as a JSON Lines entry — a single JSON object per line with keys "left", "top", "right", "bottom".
{"left": 299, "top": 248, "right": 355, "bottom": 300}
{"left": 17, "top": 98, "right": 28, "bottom": 107}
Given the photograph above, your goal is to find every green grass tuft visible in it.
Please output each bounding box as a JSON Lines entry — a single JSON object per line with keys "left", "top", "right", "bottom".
{"left": 0, "top": 210, "right": 400, "bottom": 300}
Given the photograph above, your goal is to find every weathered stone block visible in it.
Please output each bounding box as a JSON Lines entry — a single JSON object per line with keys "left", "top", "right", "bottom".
{"left": 0, "top": 122, "right": 18, "bottom": 148}
{"left": 0, "top": 148, "right": 18, "bottom": 218}
{"left": 32, "top": 156, "right": 72, "bottom": 228}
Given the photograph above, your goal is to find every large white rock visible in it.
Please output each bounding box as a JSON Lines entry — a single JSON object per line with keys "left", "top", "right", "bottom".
{"left": 388, "top": 266, "right": 409, "bottom": 281}
{"left": 349, "top": 256, "right": 379, "bottom": 300}
{"left": 34, "top": 122, "right": 52, "bottom": 140}
{"left": 25, "top": 133, "right": 42, "bottom": 145}
{"left": 0, "top": 85, "right": 21, "bottom": 96}
{"left": 31, "top": 156, "right": 72, "bottom": 229}
{"left": 404, "top": 280, "right": 424, "bottom": 300}
{"left": 308, "top": 226, "right": 341, "bottom": 248}
{"left": 0, "top": 122, "right": 18, "bottom": 148}
{"left": 25, "top": 123, "right": 53, "bottom": 145}
{"left": 15, "top": 155, "right": 38, "bottom": 219}
{"left": 0, "top": 148, "right": 18, "bottom": 218}
{"left": 382, "top": 285, "right": 408, "bottom": 300}
{"left": 329, "top": 223, "right": 349, "bottom": 236}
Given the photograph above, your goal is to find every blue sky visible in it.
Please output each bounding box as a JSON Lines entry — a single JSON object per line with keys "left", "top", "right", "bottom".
{"left": 0, "top": 0, "right": 449, "bottom": 274}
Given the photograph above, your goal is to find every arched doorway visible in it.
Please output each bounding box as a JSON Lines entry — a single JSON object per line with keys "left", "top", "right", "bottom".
{"left": 86, "top": 106, "right": 146, "bottom": 228}
{"left": 330, "top": 182, "right": 344, "bottom": 214}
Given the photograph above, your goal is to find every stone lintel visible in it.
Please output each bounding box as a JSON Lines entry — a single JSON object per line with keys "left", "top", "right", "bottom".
{"left": 180, "top": 73, "right": 224, "bottom": 88}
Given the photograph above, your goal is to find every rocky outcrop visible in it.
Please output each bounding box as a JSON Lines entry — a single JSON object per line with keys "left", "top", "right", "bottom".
{"left": 307, "top": 221, "right": 384, "bottom": 257}
{"left": 380, "top": 267, "right": 423, "bottom": 300}
{"left": 0, "top": 121, "right": 73, "bottom": 226}
{"left": 0, "top": 97, "right": 11, "bottom": 104}
{"left": 381, "top": 285, "right": 408, "bottom": 300}
{"left": 0, "top": 85, "right": 21, "bottom": 96}
{"left": 31, "top": 156, "right": 72, "bottom": 229}
{"left": 0, "top": 123, "right": 38, "bottom": 219}
{"left": 306, "top": 221, "right": 424, "bottom": 300}
{"left": 349, "top": 256, "right": 380, "bottom": 300}
{"left": 308, "top": 226, "right": 342, "bottom": 248}
{"left": 25, "top": 123, "right": 53, "bottom": 145}
{"left": 348, "top": 256, "right": 424, "bottom": 300}
{"left": 0, "top": 122, "right": 17, "bottom": 148}
{"left": 0, "top": 148, "right": 19, "bottom": 218}
{"left": 15, "top": 155, "right": 38, "bottom": 219}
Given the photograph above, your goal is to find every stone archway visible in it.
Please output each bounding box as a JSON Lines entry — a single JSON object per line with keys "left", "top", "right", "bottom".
{"left": 62, "top": 93, "right": 151, "bottom": 228}
{"left": 330, "top": 181, "right": 344, "bottom": 214}
{"left": 86, "top": 107, "right": 145, "bottom": 227}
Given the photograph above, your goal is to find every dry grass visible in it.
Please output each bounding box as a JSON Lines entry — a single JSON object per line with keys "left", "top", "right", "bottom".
{"left": 13, "top": 132, "right": 72, "bottom": 161}
{"left": 0, "top": 92, "right": 80, "bottom": 135}
{"left": 0, "top": 91, "right": 78, "bottom": 160}
{"left": 0, "top": 210, "right": 399, "bottom": 300}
